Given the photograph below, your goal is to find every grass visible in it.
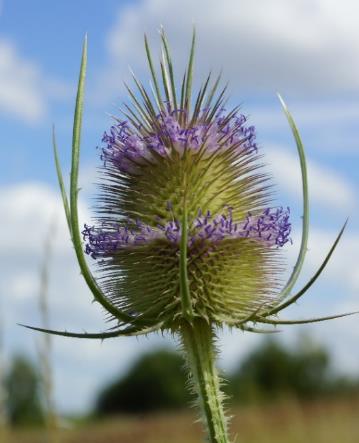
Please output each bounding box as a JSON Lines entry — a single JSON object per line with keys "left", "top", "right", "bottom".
{"left": 6, "top": 397, "right": 359, "bottom": 443}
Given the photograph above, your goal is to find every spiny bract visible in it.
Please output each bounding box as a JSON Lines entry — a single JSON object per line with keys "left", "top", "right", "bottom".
{"left": 82, "top": 31, "right": 291, "bottom": 328}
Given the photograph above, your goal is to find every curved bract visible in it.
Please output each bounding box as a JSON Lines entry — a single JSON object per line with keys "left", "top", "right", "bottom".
{"left": 18, "top": 321, "right": 164, "bottom": 339}
{"left": 276, "top": 94, "right": 309, "bottom": 301}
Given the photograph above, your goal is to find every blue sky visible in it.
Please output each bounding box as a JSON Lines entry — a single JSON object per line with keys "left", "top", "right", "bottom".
{"left": 1, "top": 0, "right": 358, "bottom": 414}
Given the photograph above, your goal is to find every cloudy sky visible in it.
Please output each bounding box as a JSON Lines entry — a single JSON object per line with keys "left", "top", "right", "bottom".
{"left": 1, "top": 0, "right": 358, "bottom": 414}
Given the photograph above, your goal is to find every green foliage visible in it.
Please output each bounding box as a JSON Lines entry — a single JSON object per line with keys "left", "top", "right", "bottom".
{"left": 5, "top": 356, "right": 44, "bottom": 427}
{"left": 96, "top": 349, "right": 192, "bottom": 415}
{"left": 227, "top": 336, "right": 331, "bottom": 402}
{"left": 96, "top": 338, "right": 359, "bottom": 416}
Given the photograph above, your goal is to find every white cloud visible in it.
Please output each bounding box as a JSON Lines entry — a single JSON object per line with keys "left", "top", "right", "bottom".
{"left": 266, "top": 146, "right": 356, "bottom": 211}
{"left": 0, "top": 183, "right": 61, "bottom": 252}
{"left": 97, "top": 0, "right": 359, "bottom": 102}
{"left": 0, "top": 39, "right": 46, "bottom": 122}
{"left": 0, "top": 38, "right": 72, "bottom": 124}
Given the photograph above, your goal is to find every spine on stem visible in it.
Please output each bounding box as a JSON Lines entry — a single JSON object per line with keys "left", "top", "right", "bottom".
{"left": 181, "top": 319, "right": 231, "bottom": 443}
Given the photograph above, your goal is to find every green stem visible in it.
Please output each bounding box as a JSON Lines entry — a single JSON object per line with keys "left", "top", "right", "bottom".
{"left": 179, "top": 205, "right": 194, "bottom": 320}
{"left": 181, "top": 319, "right": 231, "bottom": 443}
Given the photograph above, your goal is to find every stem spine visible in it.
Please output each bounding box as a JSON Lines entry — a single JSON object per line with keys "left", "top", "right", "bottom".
{"left": 181, "top": 319, "right": 231, "bottom": 443}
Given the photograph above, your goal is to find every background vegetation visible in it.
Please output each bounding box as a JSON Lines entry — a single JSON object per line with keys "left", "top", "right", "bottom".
{"left": 95, "top": 336, "right": 358, "bottom": 416}
{"left": 2, "top": 335, "right": 359, "bottom": 443}
{"left": 3, "top": 336, "right": 359, "bottom": 425}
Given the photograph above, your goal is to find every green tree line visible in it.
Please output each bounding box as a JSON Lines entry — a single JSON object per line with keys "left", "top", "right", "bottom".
{"left": 96, "top": 336, "right": 359, "bottom": 416}
{"left": 2, "top": 336, "right": 359, "bottom": 426}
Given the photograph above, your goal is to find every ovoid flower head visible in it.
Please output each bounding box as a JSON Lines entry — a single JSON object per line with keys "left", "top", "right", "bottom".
{"left": 22, "top": 30, "right": 354, "bottom": 339}
{"left": 82, "top": 70, "right": 292, "bottom": 326}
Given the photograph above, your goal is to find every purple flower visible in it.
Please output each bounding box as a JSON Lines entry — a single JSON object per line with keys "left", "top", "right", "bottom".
{"left": 84, "top": 206, "right": 291, "bottom": 259}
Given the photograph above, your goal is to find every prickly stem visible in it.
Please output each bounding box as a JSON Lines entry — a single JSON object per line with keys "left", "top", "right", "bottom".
{"left": 181, "top": 319, "right": 231, "bottom": 443}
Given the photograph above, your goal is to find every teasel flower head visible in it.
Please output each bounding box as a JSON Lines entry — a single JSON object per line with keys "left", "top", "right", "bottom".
{"left": 22, "top": 29, "right": 356, "bottom": 443}
{"left": 83, "top": 96, "right": 294, "bottom": 326}
{"left": 22, "top": 29, "right": 354, "bottom": 339}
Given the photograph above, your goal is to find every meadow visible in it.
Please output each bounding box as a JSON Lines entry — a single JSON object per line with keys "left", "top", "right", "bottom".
{"left": 6, "top": 397, "right": 359, "bottom": 443}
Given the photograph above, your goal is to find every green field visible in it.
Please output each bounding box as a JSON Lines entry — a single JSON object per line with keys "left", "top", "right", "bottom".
{"left": 4, "top": 397, "right": 359, "bottom": 443}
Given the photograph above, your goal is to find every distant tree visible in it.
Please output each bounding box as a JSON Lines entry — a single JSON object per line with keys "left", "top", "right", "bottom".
{"left": 290, "top": 336, "right": 330, "bottom": 397}
{"left": 96, "top": 349, "right": 192, "bottom": 415}
{"left": 5, "top": 355, "right": 44, "bottom": 426}
{"left": 227, "top": 336, "right": 330, "bottom": 403}
{"left": 96, "top": 338, "right": 359, "bottom": 416}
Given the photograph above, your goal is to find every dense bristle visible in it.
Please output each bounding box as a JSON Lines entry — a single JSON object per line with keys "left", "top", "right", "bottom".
{"left": 84, "top": 32, "right": 291, "bottom": 327}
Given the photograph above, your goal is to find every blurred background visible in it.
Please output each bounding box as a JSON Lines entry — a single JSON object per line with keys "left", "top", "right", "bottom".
{"left": 0, "top": 1, "right": 358, "bottom": 442}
